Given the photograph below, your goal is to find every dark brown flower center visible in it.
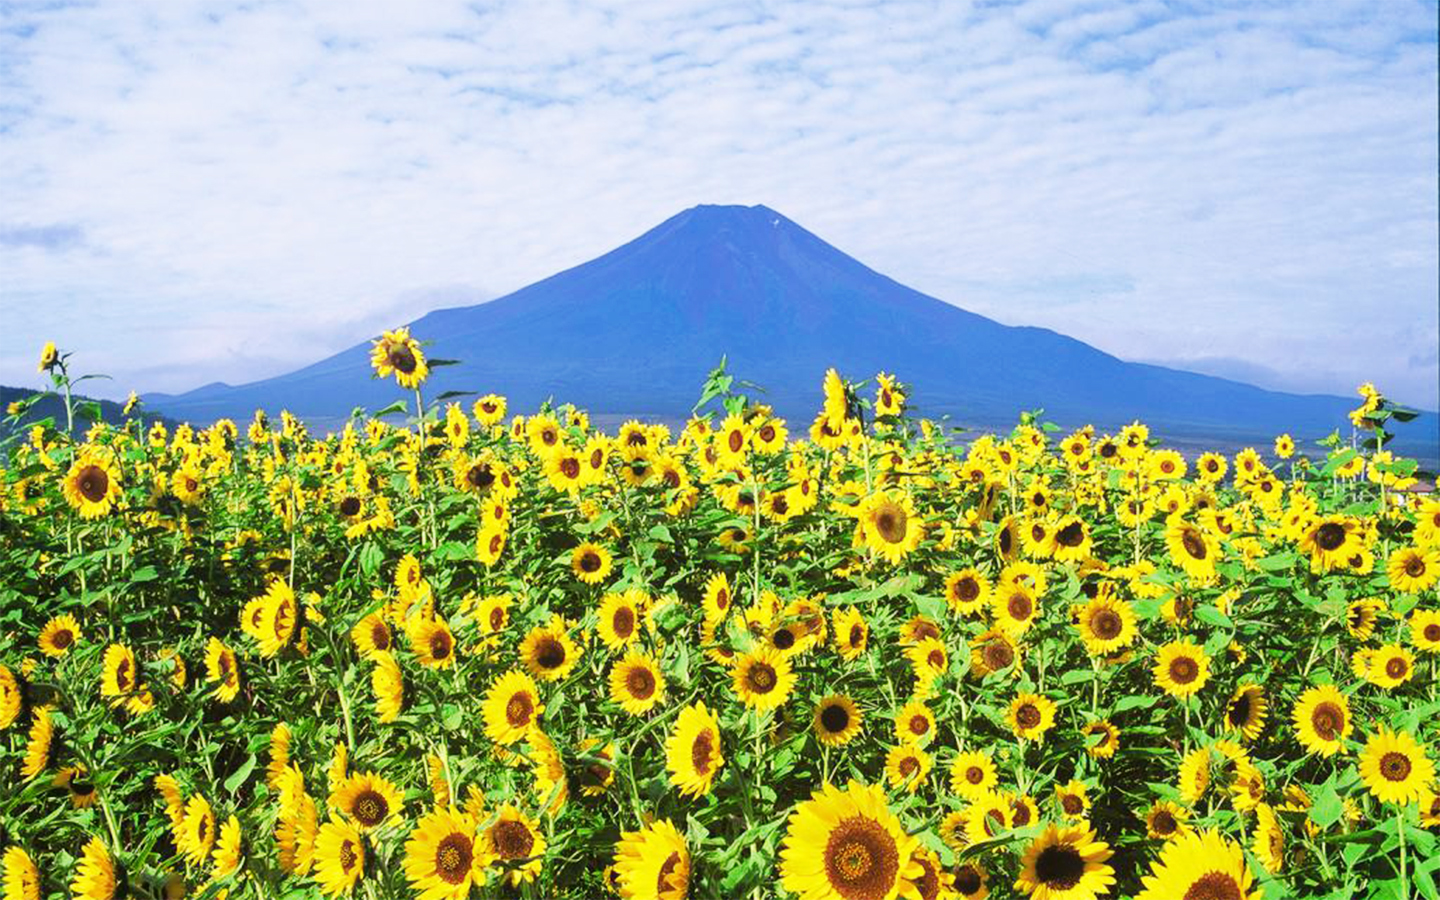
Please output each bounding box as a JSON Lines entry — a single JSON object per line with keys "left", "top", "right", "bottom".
{"left": 691, "top": 729, "right": 714, "bottom": 775}
{"left": 1181, "top": 530, "right": 1207, "bottom": 560}
{"left": 773, "top": 627, "right": 796, "bottom": 650}
{"left": 466, "top": 464, "right": 494, "bottom": 490}
{"left": 116, "top": 658, "right": 133, "bottom": 691}
{"left": 1385, "top": 656, "right": 1408, "bottom": 679}
{"left": 1424, "top": 624, "right": 1440, "bottom": 642}
{"left": 1380, "top": 751, "right": 1412, "bottom": 782}
{"left": 579, "top": 552, "right": 601, "bottom": 573}
{"left": 1404, "top": 556, "right": 1426, "bottom": 577}
{"left": 1010, "top": 801, "right": 1032, "bottom": 827}
{"left": 746, "top": 663, "right": 777, "bottom": 693}
{"left": 1015, "top": 703, "right": 1041, "bottom": 728}
{"left": 821, "top": 703, "right": 851, "bottom": 734}
{"left": 898, "top": 756, "right": 919, "bottom": 777}
{"left": 1315, "top": 523, "right": 1346, "bottom": 551}
{"left": 559, "top": 457, "right": 580, "bottom": 479}
{"left": 657, "top": 852, "right": 684, "bottom": 896}
{"left": 1169, "top": 657, "right": 1200, "bottom": 684}
{"left": 1152, "top": 810, "right": 1176, "bottom": 835}
{"left": 1311, "top": 702, "right": 1343, "bottom": 740}
{"left": 1090, "top": 609, "right": 1122, "bottom": 640}
{"left": 505, "top": 692, "right": 534, "bottom": 728}
{"left": 955, "top": 865, "right": 983, "bottom": 895}
{"left": 909, "top": 715, "right": 929, "bottom": 736}
{"left": 1183, "top": 872, "right": 1243, "bottom": 900}
{"left": 435, "top": 833, "right": 472, "bottom": 883}
{"left": 535, "top": 638, "right": 566, "bottom": 670}
{"left": 352, "top": 790, "right": 388, "bottom": 826}
{"left": 76, "top": 465, "right": 109, "bottom": 502}
{"left": 728, "top": 430, "right": 745, "bottom": 453}
{"left": 371, "top": 622, "right": 391, "bottom": 651}
{"left": 1034, "top": 844, "right": 1085, "bottom": 890}
{"left": 1228, "top": 693, "right": 1252, "bottom": 727}
{"left": 954, "top": 577, "right": 980, "bottom": 603}
{"left": 966, "top": 766, "right": 985, "bottom": 785}
{"left": 340, "top": 838, "right": 359, "bottom": 871}
{"left": 1006, "top": 593, "right": 1033, "bottom": 621}
{"left": 849, "top": 624, "right": 865, "bottom": 648}
{"left": 873, "top": 504, "right": 907, "bottom": 544}
{"left": 1056, "top": 522, "right": 1084, "bottom": 547}
{"left": 1061, "top": 794, "right": 1084, "bottom": 815}
{"left": 388, "top": 344, "right": 417, "bottom": 374}
{"left": 625, "top": 665, "right": 656, "bottom": 700}
{"left": 983, "top": 640, "right": 1014, "bottom": 670}
{"left": 339, "top": 496, "right": 361, "bottom": 517}
{"left": 612, "top": 608, "right": 635, "bottom": 639}
{"left": 52, "top": 628, "right": 74, "bottom": 649}
{"left": 492, "top": 820, "right": 534, "bottom": 859}
{"left": 429, "top": 631, "right": 452, "bottom": 660}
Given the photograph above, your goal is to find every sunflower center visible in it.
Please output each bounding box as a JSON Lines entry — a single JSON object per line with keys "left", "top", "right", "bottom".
{"left": 690, "top": 729, "right": 715, "bottom": 775}
{"left": 371, "top": 622, "right": 391, "bottom": 650}
{"left": 983, "top": 641, "right": 1014, "bottom": 670}
{"left": 954, "top": 577, "right": 980, "bottom": 603}
{"left": 489, "top": 608, "right": 506, "bottom": 631}
{"left": 1152, "top": 810, "right": 1177, "bottom": 834}
{"left": 1006, "top": 593, "right": 1032, "bottom": 620}
{"left": 1228, "top": 695, "right": 1253, "bottom": 729}
{"left": 388, "top": 344, "right": 417, "bottom": 374}
{"left": 849, "top": 624, "right": 865, "bottom": 647}
{"left": 352, "top": 790, "right": 388, "bottom": 826}
{"left": 612, "top": 608, "right": 635, "bottom": 639}
{"left": 340, "top": 838, "right": 360, "bottom": 872}
{"left": 1380, "top": 751, "right": 1412, "bottom": 782}
{"left": 927, "top": 649, "right": 945, "bottom": 669}
{"left": 429, "top": 632, "right": 452, "bottom": 660}
{"left": 536, "top": 638, "right": 566, "bottom": 670}
{"left": 657, "top": 851, "right": 684, "bottom": 895}
{"left": 1311, "top": 702, "right": 1343, "bottom": 740}
{"left": 1385, "top": 657, "right": 1408, "bottom": 679}
{"left": 821, "top": 703, "right": 851, "bottom": 734}
{"left": 1061, "top": 795, "right": 1084, "bottom": 815}
{"left": 1181, "top": 530, "right": 1207, "bottom": 560}
{"left": 116, "top": 658, "right": 133, "bottom": 691}
{"left": 1313, "top": 522, "right": 1346, "bottom": 551}
{"left": 1183, "top": 872, "right": 1245, "bottom": 900}
{"left": 898, "top": 756, "right": 919, "bottom": 776}
{"left": 435, "top": 833, "right": 473, "bottom": 884}
{"left": 1010, "top": 801, "right": 1032, "bottom": 827}
{"left": 768, "top": 626, "right": 796, "bottom": 651}
{"left": 1090, "top": 609, "right": 1122, "bottom": 639}
{"left": 1015, "top": 703, "right": 1041, "bottom": 728}
{"left": 966, "top": 766, "right": 985, "bottom": 785}
{"left": 339, "top": 496, "right": 361, "bottom": 517}
{"left": 1404, "top": 556, "right": 1427, "bottom": 577}
{"left": 908, "top": 714, "right": 929, "bottom": 736}
{"left": 52, "top": 629, "right": 74, "bottom": 649}
{"left": 492, "top": 820, "right": 534, "bottom": 859}
{"left": 76, "top": 465, "right": 109, "bottom": 502}
{"left": 873, "top": 504, "right": 907, "bottom": 544}
{"left": 747, "top": 663, "right": 778, "bottom": 693}
{"left": 955, "top": 865, "right": 983, "bottom": 894}
{"left": 1034, "top": 844, "right": 1085, "bottom": 890}
{"left": 1169, "top": 657, "right": 1200, "bottom": 684}
{"left": 556, "top": 456, "right": 580, "bottom": 480}
{"left": 466, "top": 464, "right": 494, "bottom": 489}
{"left": 823, "top": 816, "right": 901, "bottom": 900}
{"left": 1056, "top": 522, "right": 1084, "bottom": 547}
{"left": 625, "top": 666, "right": 656, "bottom": 700}
{"left": 1425, "top": 624, "right": 1440, "bottom": 642}
{"left": 505, "top": 692, "right": 534, "bottom": 728}
{"left": 726, "top": 430, "right": 745, "bottom": 453}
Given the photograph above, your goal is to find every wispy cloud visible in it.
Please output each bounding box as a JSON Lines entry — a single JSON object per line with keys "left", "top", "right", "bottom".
{"left": 1, "top": 0, "right": 1435, "bottom": 407}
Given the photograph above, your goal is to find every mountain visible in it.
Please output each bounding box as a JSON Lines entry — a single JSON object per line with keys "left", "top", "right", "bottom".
{"left": 2, "top": 385, "right": 173, "bottom": 442}
{"left": 147, "top": 204, "right": 1437, "bottom": 452}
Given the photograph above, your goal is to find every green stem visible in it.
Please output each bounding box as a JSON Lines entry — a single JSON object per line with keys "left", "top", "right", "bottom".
{"left": 1398, "top": 809, "right": 1409, "bottom": 900}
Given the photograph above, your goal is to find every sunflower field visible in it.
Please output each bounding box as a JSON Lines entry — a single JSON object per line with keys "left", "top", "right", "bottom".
{"left": 2, "top": 332, "right": 1439, "bottom": 900}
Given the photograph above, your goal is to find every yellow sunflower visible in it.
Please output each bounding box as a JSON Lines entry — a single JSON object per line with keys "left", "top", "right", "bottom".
{"left": 205, "top": 637, "right": 241, "bottom": 703}
{"left": 519, "top": 618, "right": 581, "bottom": 682}
{"left": 330, "top": 772, "right": 403, "bottom": 833}
{"left": 730, "top": 647, "right": 794, "bottom": 712}
{"left": 350, "top": 613, "right": 393, "bottom": 660}
{"left": 370, "top": 327, "right": 429, "bottom": 389}
{"left": 212, "top": 814, "right": 242, "bottom": 878}
{"left": 613, "top": 819, "right": 690, "bottom": 900}
{"left": 856, "top": 490, "right": 924, "bottom": 565}
{"left": 1367, "top": 644, "right": 1415, "bottom": 689}
{"left": 949, "top": 750, "right": 998, "bottom": 800}
{"left": 20, "top": 707, "right": 52, "bottom": 780}
{"left": 371, "top": 651, "right": 404, "bottom": 723}
{"left": 954, "top": 861, "right": 989, "bottom": 900}
{"left": 1082, "top": 720, "right": 1120, "bottom": 759}
{"left": 1292, "top": 684, "right": 1351, "bottom": 756}
{"left": 665, "top": 702, "right": 723, "bottom": 798}
{"left": 62, "top": 452, "right": 122, "bottom": 519}
{"left": 1152, "top": 640, "right": 1210, "bottom": 699}
{"left": 313, "top": 818, "right": 367, "bottom": 896}
{"left": 970, "top": 629, "right": 1020, "bottom": 677}
{"left": 702, "top": 573, "right": 733, "bottom": 623}
{"left": 1224, "top": 683, "right": 1268, "bottom": 740}
{"left": 483, "top": 670, "right": 543, "bottom": 745}
{"left": 813, "top": 695, "right": 863, "bottom": 747}
{"left": 778, "top": 780, "right": 921, "bottom": 900}
{"left": 0, "top": 664, "right": 20, "bottom": 730}
{"left": 181, "top": 794, "right": 218, "bottom": 864}
{"left": 1164, "top": 516, "right": 1217, "bottom": 581}
{"left": 1073, "top": 593, "right": 1136, "bottom": 656}
{"left": 38, "top": 613, "right": 81, "bottom": 657}
{"left": 1054, "top": 780, "right": 1091, "bottom": 820}
{"left": 992, "top": 581, "right": 1040, "bottom": 636}
{"left": 1135, "top": 829, "right": 1260, "bottom": 900}
{"left": 944, "top": 569, "right": 990, "bottom": 616}
{"left": 1006, "top": 693, "right": 1057, "bottom": 742}
{"left": 1389, "top": 546, "right": 1440, "bottom": 593}
{"left": 69, "top": 837, "right": 117, "bottom": 900}
{"left": 2, "top": 847, "right": 40, "bottom": 900}
{"left": 1142, "top": 801, "right": 1190, "bottom": 840}
{"left": 407, "top": 616, "right": 457, "bottom": 670}
{"left": 609, "top": 652, "right": 666, "bottom": 716}
{"left": 832, "top": 607, "right": 870, "bottom": 661}
{"left": 1300, "top": 516, "right": 1361, "bottom": 573}
{"left": 1411, "top": 608, "right": 1440, "bottom": 652}
{"left": 893, "top": 699, "right": 936, "bottom": 747}
{"left": 99, "top": 643, "right": 140, "bottom": 705}
{"left": 1049, "top": 515, "right": 1092, "bottom": 563}
{"left": 597, "top": 590, "right": 644, "bottom": 650}
{"left": 1358, "top": 726, "right": 1435, "bottom": 805}
{"left": 884, "top": 744, "right": 933, "bottom": 792}
{"left": 1014, "top": 824, "right": 1114, "bottom": 900}
{"left": 402, "top": 807, "right": 490, "bottom": 900}
{"left": 483, "top": 805, "right": 546, "bottom": 886}
{"left": 571, "top": 542, "right": 613, "bottom": 585}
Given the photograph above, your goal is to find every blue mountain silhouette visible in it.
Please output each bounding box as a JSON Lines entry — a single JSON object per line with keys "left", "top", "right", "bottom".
{"left": 148, "top": 204, "right": 1409, "bottom": 444}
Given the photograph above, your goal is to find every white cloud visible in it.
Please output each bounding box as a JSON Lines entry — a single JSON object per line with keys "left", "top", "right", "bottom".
{"left": 0, "top": 0, "right": 1435, "bottom": 408}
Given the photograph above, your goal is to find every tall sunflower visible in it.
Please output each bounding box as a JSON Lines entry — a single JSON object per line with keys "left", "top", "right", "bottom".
{"left": 1358, "top": 726, "right": 1435, "bottom": 805}
{"left": 613, "top": 819, "right": 689, "bottom": 900}
{"left": 62, "top": 452, "right": 122, "bottom": 519}
{"left": 944, "top": 569, "right": 990, "bottom": 616}
{"left": 1152, "top": 640, "right": 1210, "bottom": 699}
{"left": 1292, "top": 684, "right": 1351, "bottom": 756}
{"left": 313, "top": 819, "right": 366, "bottom": 896}
{"left": 1388, "top": 546, "right": 1440, "bottom": 593}
{"left": 570, "top": 542, "right": 613, "bottom": 585}
{"left": 402, "top": 807, "right": 490, "bottom": 900}
{"left": 884, "top": 744, "right": 933, "bottom": 792}
{"left": 893, "top": 700, "right": 936, "bottom": 747}
{"left": 832, "top": 607, "right": 869, "bottom": 661}
{"left": 519, "top": 618, "right": 581, "bottom": 682}
{"left": 1073, "top": 593, "right": 1135, "bottom": 656}
{"left": 20, "top": 707, "right": 52, "bottom": 780}
{"left": 813, "top": 695, "right": 863, "bottom": 747}
{"left": 1013, "top": 824, "right": 1113, "bottom": 900}
{"left": 1300, "top": 516, "right": 1360, "bottom": 573}
{"left": 483, "top": 805, "right": 546, "bottom": 886}
{"left": 779, "top": 780, "right": 920, "bottom": 900}
{"left": 2, "top": 847, "right": 40, "bottom": 900}
{"left": 0, "top": 663, "right": 21, "bottom": 730}
{"left": 69, "top": 837, "right": 117, "bottom": 900}
{"left": 1164, "top": 517, "right": 1216, "bottom": 581}
{"left": 609, "top": 653, "right": 666, "bottom": 716}
{"left": 38, "top": 613, "right": 81, "bottom": 657}
{"left": 664, "top": 702, "right": 723, "bottom": 798}
{"left": 597, "top": 590, "right": 643, "bottom": 650}
{"left": 731, "top": 647, "right": 795, "bottom": 712}
{"left": 407, "top": 617, "right": 457, "bottom": 670}
{"left": 1223, "top": 683, "right": 1268, "bottom": 740}
{"left": 856, "top": 491, "right": 924, "bottom": 565}
{"left": 949, "top": 750, "right": 998, "bottom": 800}
{"left": 371, "top": 651, "right": 404, "bottom": 723}
{"left": 1135, "top": 829, "right": 1259, "bottom": 900}
{"left": 1006, "top": 693, "right": 1057, "bottom": 742}
{"left": 205, "top": 637, "right": 241, "bottom": 704}
{"left": 330, "top": 772, "right": 403, "bottom": 833}
{"left": 370, "top": 328, "right": 429, "bottom": 389}
{"left": 482, "top": 670, "right": 543, "bottom": 745}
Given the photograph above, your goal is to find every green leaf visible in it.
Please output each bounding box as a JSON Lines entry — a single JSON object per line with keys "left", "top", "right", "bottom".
{"left": 1195, "top": 606, "right": 1233, "bottom": 628}
{"left": 223, "top": 753, "right": 257, "bottom": 796}
{"left": 130, "top": 566, "right": 159, "bottom": 583}
{"left": 427, "top": 358, "right": 461, "bottom": 368}
{"left": 374, "top": 399, "right": 407, "bottom": 417}
{"left": 1309, "top": 782, "right": 1342, "bottom": 829}
{"left": 1320, "top": 449, "right": 1357, "bottom": 477}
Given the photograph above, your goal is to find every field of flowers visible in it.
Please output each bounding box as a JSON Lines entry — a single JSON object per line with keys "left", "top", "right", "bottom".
{"left": 2, "top": 330, "right": 1438, "bottom": 900}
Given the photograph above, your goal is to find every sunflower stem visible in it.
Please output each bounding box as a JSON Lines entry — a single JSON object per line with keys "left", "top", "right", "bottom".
{"left": 1397, "top": 808, "right": 1408, "bottom": 900}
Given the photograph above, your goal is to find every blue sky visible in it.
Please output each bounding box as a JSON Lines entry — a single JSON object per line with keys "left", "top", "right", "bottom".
{"left": 2, "top": 0, "right": 1436, "bottom": 408}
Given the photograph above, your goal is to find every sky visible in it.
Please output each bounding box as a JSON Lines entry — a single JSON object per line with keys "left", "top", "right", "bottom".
{"left": 2, "top": 0, "right": 1437, "bottom": 409}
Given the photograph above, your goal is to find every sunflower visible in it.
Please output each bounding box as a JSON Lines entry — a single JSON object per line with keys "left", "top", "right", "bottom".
{"left": 1412, "top": 608, "right": 1440, "bottom": 652}
{"left": 949, "top": 750, "right": 998, "bottom": 800}
{"left": 1135, "top": 829, "right": 1259, "bottom": 900}
{"left": 0, "top": 664, "right": 20, "bottom": 730}
{"left": 100, "top": 643, "right": 140, "bottom": 705}
{"left": 20, "top": 707, "right": 52, "bottom": 780}
{"left": 55, "top": 765, "right": 98, "bottom": 808}
{"left": 69, "top": 837, "right": 117, "bottom": 900}
{"left": 778, "top": 780, "right": 920, "bottom": 900}
{"left": 813, "top": 695, "right": 863, "bottom": 747}
{"left": 483, "top": 805, "right": 545, "bottom": 886}
{"left": 613, "top": 819, "right": 690, "bottom": 900}
{"left": 597, "top": 590, "right": 644, "bottom": 650}
{"left": 970, "top": 629, "right": 1020, "bottom": 677}
{"left": 2, "top": 847, "right": 39, "bottom": 900}
{"left": 519, "top": 618, "right": 581, "bottom": 682}
{"left": 205, "top": 637, "right": 241, "bottom": 703}
{"left": 62, "top": 452, "right": 122, "bottom": 519}
{"left": 906, "top": 638, "right": 948, "bottom": 692}
{"left": 476, "top": 594, "right": 514, "bottom": 636}
{"left": 954, "top": 861, "right": 989, "bottom": 900}
{"left": 893, "top": 699, "right": 936, "bottom": 747}
{"left": 370, "top": 327, "right": 429, "bottom": 389}
{"left": 38, "top": 613, "right": 81, "bottom": 657}
{"left": 832, "top": 607, "right": 869, "bottom": 661}
{"left": 1366, "top": 644, "right": 1415, "bottom": 689}
{"left": 609, "top": 653, "right": 666, "bottom": 716}
{"left": 1346, "top": 597, "right": 1386, "bottom": 640}
{"left": 1152, "top": 640, "right": 1210, "bottom": 699}
{"left": 1298, "top": 515, "right": 1361, "bottom": 573}
{"left": 1164, "top": 517, "right": 1216, "bottom": 581}
{"left": 1250, "top": 803, "right": 1283, "bottom": 873}
{"left": 313, "top": 819, "right": 366, "bottom": 896}
{"left": 476, "top": 525, "right": 507, "bottom": 567}
{"left": 1358, "top": 726, "right": 1435, "bottom": 805}
{"left": 571, "top": 542, "right": 613, "bottom": 584}
{"left": 1049, "top": 515, "right": 1092, "bottom": 563}
{"left": 944, "top": 569, "right": 990, "bottom": 616}
{"left": 992, "top": 582, "right": 1040, "bottom": 637}
{"left": 665, "top": 702, "right": 723, "bottom": 798}
{"left": 994, "top": 516, "right": 1022, "bottom": 562}
{"left": 885, "top": 744, "right": 933, "bottom": 792}
{"left": 857, "top": 491, "right": 924, "bottom": 564}
{"left": 351, "top": 614, "right": 393, "bottom": 660}
{"left": 1178, "top": 747, "right": 1213, "bottom": 803}
{"left": 1142, "top": 801, "right": 1190, "bottom": 840}
{"left": 1014, "top": 824, "right": 1114, "bottom": 900}
{"left": 331, "top": 772, "right": 403, "bottom": 833}
{"left": 1073, "top": 593, "right": 1135, "bottom": 656}
{"left": 702, "top": 573, "right": 733, "bottom": 623}
{"left": 732, "top": 647, "right": 795, "bottom": 712}
{"left": 372, "top": 651, "right": 404, "bottom": 723}
{"left": 1388, "top": 546, "right": 1440, "bottom": 593}
{"left": 1006, "top": 693, "right": 1057, "bottom": 742}
{"left": 402, "top": 807, "right": 489, "bottom": 900}
{"left": 1081, "top": 720, "right": 1119, "bottom": 759}
{"left": 483, "top": 670, "right": 543, "bottom": 745}
{"left": 213, "top": 815, "right": 242, "bottom": 878}
{"left": 181, "top": 794, "right": 218, "bottom": 864}
{"left": 407, "top": 617, "right": 457, "bottom": 670}
{"left": 1292, "top": 684, "right": 1351, "bottom": 756}
{"left": 1224, "top": 683, "right": 1268, "bottom": 740}
{"left": 964, "top": 791, "right": 1013, "bottom": 844}
{"left": 1054, "top": 780, "right": 1091, "bottom": 820}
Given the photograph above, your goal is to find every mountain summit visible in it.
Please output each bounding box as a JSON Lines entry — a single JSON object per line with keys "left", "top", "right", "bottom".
{"left": 150, "top": 204, "right": 1372, "bottom": 439}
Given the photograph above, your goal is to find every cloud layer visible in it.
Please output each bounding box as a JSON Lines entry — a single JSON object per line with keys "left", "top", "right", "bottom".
{"left": 2, "top": 0, "right": 1436, "bottom": 409}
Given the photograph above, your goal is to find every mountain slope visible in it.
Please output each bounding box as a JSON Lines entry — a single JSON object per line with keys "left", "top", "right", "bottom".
{"left": 147, "top": 204, "right": 1432, "bottom": 447}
